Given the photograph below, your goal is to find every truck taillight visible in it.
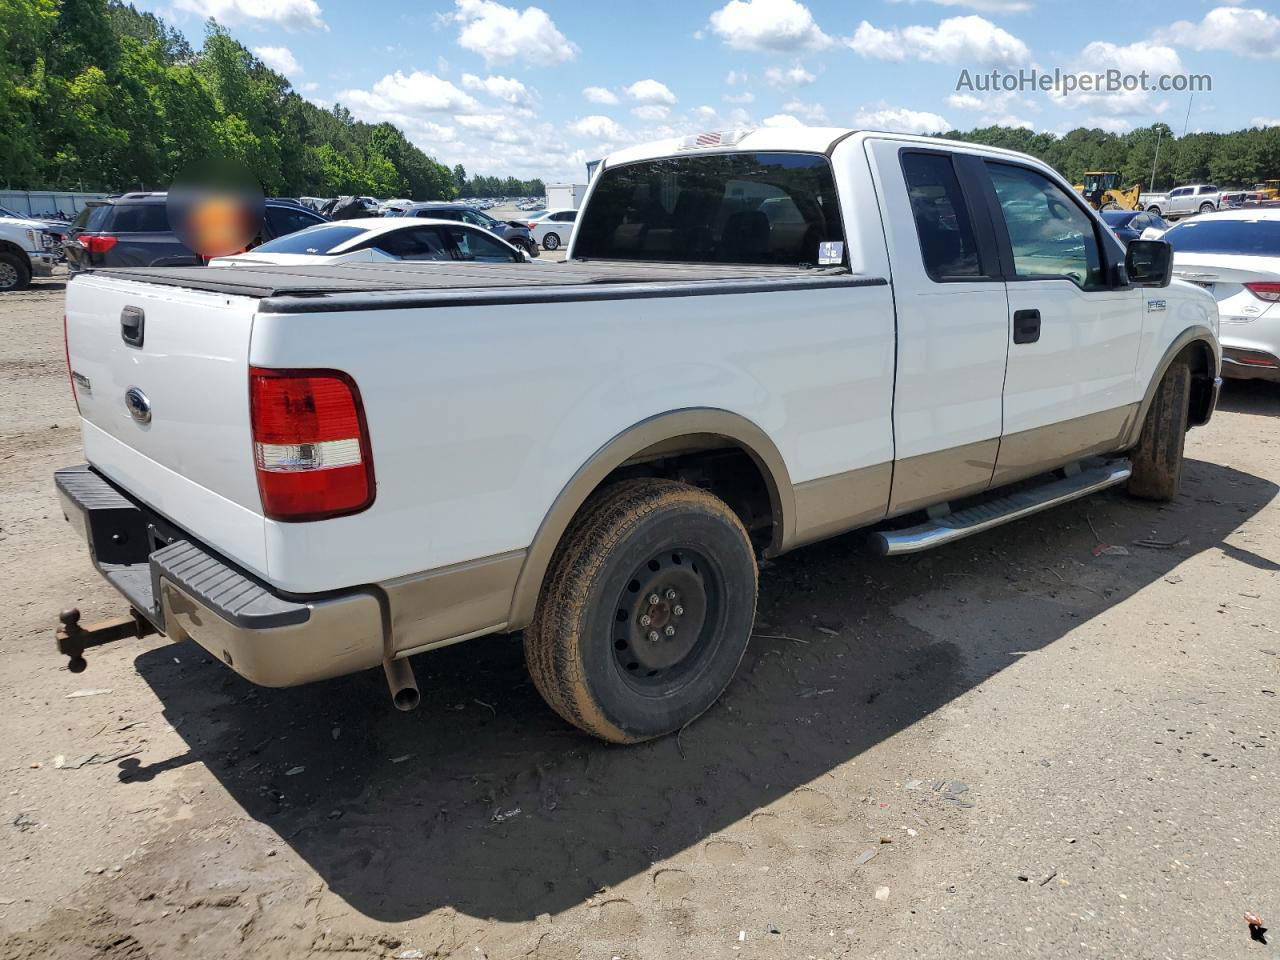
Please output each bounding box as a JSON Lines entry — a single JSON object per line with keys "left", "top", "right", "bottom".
{"left": 81, "top": 235, "right": 118, "bottom": 255}
{"left": 1244, "top": 282, "right": 1280, "bottom": 302}
{"left": 248, "top": 367, "right": 375, "bottom": 522}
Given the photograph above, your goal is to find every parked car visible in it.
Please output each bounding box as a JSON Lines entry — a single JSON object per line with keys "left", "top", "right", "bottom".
{"left": 393, "top": 202, "right": 538, "bottom": 257}
{"left": 63, "top": 194, "right": 329, "bottom": 273}
{"left": 526, "top": 208, "right": 578, "bottom": 250}
{"left": 1101, "top": 209, "right": 1170, "bottom": 246}
{"left": 1143, "top": 184, "right": 1220, "bottom": 219}
{"left": 0, "top": 213, "right": 57, "bottom": 291}
{"left": 54, "top": 128, "right": 1218, "bottom": 744}
{"left": 208, "top": 217, "right": 528, "bottom": 266}
{"left": 1164, "top": 209, "right": 1280, "bottom": 382}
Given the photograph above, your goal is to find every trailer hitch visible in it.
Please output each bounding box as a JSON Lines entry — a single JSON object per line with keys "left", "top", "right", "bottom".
{"left": 56, "top": 607, "right": 157, "bottom": 673}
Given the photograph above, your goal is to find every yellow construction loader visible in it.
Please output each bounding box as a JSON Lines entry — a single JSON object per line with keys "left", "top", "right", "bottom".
{"left": 1073, "top": 172, "right": 1142, "bottom": 211}
{"left": 1252, "top": 180, "right": 1280, "bottom": 202}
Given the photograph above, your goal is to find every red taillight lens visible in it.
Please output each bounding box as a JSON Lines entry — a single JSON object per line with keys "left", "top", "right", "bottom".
{"left": 249, "top": 367, "right": 375, "bottom": 522}
{"left": 1244, "top": 282, "right": 1280, "bottom": 302}
{"left": 64, "top": 314, "right": 79, "bottom": 413}
{"left": 81, "top": 235, "right": 118, "bottom": 255}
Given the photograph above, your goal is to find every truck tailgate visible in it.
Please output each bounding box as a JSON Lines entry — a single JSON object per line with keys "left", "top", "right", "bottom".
{"left": 65, "top": 273, "right": 268, "bottom": 576}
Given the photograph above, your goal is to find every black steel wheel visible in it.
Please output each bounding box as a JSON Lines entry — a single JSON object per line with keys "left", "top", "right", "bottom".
{"left": 525, "top": 478, "right": 757, "bottom": 743}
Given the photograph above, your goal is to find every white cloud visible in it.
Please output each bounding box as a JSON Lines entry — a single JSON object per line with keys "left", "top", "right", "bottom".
{"left": 1049, "top": 41, "right": 1183, "bottom": 116}
{"left": 783, "top": 99, "right": 828, "bottom": 122}
{"left": 853, "top": 105, "right": 953, "bottom": 134}
{"left": 694, "top": 104, "right": 718, "bottom": 119}
{"left": 450, "top": 0, "right": 578, "bottom": 67}
{"left": 625, "top": 79, "right": 677, "bottom": 105}
{"left": 253, "top": 45, "right": 301, "bottom": 76}
{"left": 571, "top": 115, "right": 626, "bottom": 140}
{"left": 1087, "top": 117, "right": 1134, "bottom": 133}
{"left": 298, "top": 81, "right": 319, "bottom": 93}
{"left": 764, "top": 64, "right": 816, "bottom": 87}
{"left": 338, "top": 71, "right": 479, "bottom": 116}
{"left": 1154, "top": 6, "right": 1280, "bottom": 59}
{"left": 762, "top": 113, "right": 804, "bottom": 127}
{"left": 583, "top": 85, "right": 618, "bottom": 104}
{"left": 173, "top": 0, "right": 326, "bottom": 30}
{"left": 723, "top": 91, "right": 755, "bottom": 104}
{"left": 708, "top": 0, "right": 833, "bottom": 51}
{"left": 726, "top": 70, "right": 747, "bottom": 85}
{"left": 632, "top": 104, "right": 671, "bottom": 120}
{"left": 889, "top": 0, "right": 1031, "bottom": 12}
{"left": 849, "top": 15, "right": 1030, "bottom": 66}
{"left": 461, "top": 73, "right": 533, "bottom": 106}
{"left": 1253, "top": 116, "right": 1280, "bottom": 128}
{"left": 944, "top": 89, "right": 1036, "bottom": 127}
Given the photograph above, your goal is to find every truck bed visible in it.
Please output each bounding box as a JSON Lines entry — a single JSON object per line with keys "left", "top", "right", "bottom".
{"left": 92, "top": 260, "right": 884, "bottom": 313}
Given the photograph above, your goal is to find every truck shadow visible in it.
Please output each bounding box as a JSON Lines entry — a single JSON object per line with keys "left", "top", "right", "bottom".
{"left": 129, "top": 456, "right": 1276, "bottom": 924}
{"left": 1215, "top": 378, "right": 1280, "bottom": 418}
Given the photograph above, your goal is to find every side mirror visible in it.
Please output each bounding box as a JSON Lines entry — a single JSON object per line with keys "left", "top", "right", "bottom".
{"left": 1125, "top": 238, "right": 1173, "bottom": 287}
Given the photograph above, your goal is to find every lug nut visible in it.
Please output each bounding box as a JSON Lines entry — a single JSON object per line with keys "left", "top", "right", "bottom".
{"left": 639, "top": 614, "right": 652, "bottom": 626}
{"left": 647, "top": 630, "right": 660, "bottom": 643}
{"left": 648, "top": 594, "right": 661, "bottom": 606}
{"left": 664, "top": 625, "right": 676, "bottom": 637}
{"left": 673, "top": 605, "right": 684, "bottom": 616}
{"left": 665, "top": 589, "right": 678, "bottom": 601}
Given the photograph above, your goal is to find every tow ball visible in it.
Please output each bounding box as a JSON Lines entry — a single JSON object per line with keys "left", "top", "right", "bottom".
{"left": 55, "top": 607, "right": 158, "bottom": 673}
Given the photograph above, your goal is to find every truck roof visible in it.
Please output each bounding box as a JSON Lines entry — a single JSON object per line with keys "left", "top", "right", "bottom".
{"left": 90, "top": 260, "right": 884, "bottom": 313}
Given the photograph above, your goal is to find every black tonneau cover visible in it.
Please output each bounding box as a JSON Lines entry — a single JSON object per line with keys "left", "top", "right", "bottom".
{"left": 91, "top": 260, "right": 886, "bottom": 313}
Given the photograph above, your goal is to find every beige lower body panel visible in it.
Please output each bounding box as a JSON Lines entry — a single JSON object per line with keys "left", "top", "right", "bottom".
{"left": 788, "top": 462, "right": 892, "bottom": 550}
{"left": 888, "top": 438, "right": 1000, "bottom": 516}
{"left": 381, "top": 549, "right": 525, "bottom": 655}
{"left": 991, "top": 404, "right": 1138, "bottom": 488}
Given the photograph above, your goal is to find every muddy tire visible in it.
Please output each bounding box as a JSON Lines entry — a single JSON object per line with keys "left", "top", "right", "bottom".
{"left": 1128, "top": 358, "right": 1191, "bottom": 501}
{"left": 0, "top": 251, "right": 31, "bottom": 292}
{"left": 524, "top": 478, "right": 758, "bottom": 743}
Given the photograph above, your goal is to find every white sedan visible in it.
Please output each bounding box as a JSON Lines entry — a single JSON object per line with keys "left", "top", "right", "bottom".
{"left": 525, "top": 208, "right": 577, "bottom": 251}
{"left": 209, "top": 217, "right": 528, "bottom": 267}
{"left": 1165, "top": 208, "right": 1280, "bottom": 382}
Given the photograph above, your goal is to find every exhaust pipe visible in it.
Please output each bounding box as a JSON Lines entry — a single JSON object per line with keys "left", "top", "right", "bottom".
{"left": 383, "top": 656, "right": 420, "bottom": 711}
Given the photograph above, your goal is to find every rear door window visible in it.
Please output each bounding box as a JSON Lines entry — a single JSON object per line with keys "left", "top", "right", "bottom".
{"left": 900, "top": 152, "right": 985, "bottom": 280}
{"left": 573, "top": 151, "right": 844, "bottom": 265}
{"left": 109, "top": 203, "right": 170, "bottom": 233}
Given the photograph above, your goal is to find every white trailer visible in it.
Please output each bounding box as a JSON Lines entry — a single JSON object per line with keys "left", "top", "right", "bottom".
{"left": 545, "top": 183, "right": 587, "bottom": 210}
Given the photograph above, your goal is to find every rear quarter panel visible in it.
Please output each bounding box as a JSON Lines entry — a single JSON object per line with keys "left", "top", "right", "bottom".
{"left": 250, "top": 283, "right": 896, "bottom": 592}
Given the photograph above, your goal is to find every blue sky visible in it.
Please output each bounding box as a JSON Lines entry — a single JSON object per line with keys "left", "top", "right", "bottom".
{"left": 143, "top": 0, "right": 1280, "bottom": 180}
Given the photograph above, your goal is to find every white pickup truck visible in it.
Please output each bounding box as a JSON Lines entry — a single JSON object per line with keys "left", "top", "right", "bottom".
{"left": 1142, "top": 184, "right": 1221, "bottom": 219}
{"left": 54, "top": 128, "right": 1221, "bottom": 743}
{"left": 0, "top": 214, "right": 58, "bottom": 291}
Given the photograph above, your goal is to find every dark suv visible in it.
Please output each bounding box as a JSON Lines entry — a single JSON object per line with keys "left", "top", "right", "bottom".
{"left": 64, "top": 193, "right": 328, "bottom": 273}
{"left": 395, "top": 203, "right": 538, "bottom": 257}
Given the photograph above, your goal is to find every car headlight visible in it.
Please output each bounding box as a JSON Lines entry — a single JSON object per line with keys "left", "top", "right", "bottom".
{"left": 25, "top": 229, "right": 40, "bottom": 250}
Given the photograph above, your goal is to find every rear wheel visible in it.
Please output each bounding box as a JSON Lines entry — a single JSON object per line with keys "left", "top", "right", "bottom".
{"left": 1128, "top": 358, "right": 1191, "bottom": 501}
{"left": 0, "top": 251, "right": 31, "bottom": 292}
{"left": 542, "top": 232, "right": 560, "bottom": 251}
{"left": 1198, "top": 202, "right": 1214, "bottom": 215}
{"left": 524, "top": 478, "right": 758, "bottom": 743}
{"left": 1147, "top": 206, "right": 1162, "bottom": 217}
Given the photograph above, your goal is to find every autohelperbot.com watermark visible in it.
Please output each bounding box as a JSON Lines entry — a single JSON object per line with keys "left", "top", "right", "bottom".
{"left": 956, "top": 68, "right": 1212, "bottom": 97}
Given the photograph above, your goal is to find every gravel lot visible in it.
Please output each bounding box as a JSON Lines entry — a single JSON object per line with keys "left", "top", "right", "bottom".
{"left": 1, "top": 276, "right": 1277, "bottom": 959}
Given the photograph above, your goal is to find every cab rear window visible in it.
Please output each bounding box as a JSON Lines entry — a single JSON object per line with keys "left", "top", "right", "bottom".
{"left": 573, "top": 152, "right": 845, "bottom": 266}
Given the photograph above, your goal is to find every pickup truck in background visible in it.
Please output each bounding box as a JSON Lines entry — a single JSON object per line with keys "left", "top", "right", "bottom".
{"left": 54, "top": 128, "right": 1221, "bottom": 743}
{"left": 0, "top": 214, "right": 57, "bottom": 291}
{"left": 1142, "top": 184, "right": 1221, "bottom": 219}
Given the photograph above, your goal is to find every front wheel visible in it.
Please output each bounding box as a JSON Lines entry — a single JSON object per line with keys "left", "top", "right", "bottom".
{"left": 1128, "top": 358, "right": 1191, "bottom": 501}
{"left": 1147, "top": 206, "right": 1162, "bottom": 217}
{"left": 524, "top": 478, "right": 758, "bottom": 743}
{"left": 542, "top": 232, "right": 560, "bottom": 251}
{"left": 0, "top": 251, "right": 31, "bottom": 292}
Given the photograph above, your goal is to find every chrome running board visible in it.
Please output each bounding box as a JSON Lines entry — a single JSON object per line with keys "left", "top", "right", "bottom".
{"left": 873, "top": 460, "right": 1132, "bottom": 556}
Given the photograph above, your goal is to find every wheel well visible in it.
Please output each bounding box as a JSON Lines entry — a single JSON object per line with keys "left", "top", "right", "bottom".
{"left": 603, "top": 434, "right": 778, "bottom": 552}
{"left": 1179, "top": 340, "right": 1216, "bottom": 426}
{"left": 0, "top": 239, "right": 28, "bottom": 261}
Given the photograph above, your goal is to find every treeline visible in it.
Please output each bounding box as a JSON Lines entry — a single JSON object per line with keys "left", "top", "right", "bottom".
{"left": 941, "top": 123, "right": 1280, "bottom": 191}
{"left": 449, "top": 165, "right": 544, "bottom": 198}
{"left": 0, "top": 0, "right": 522, "bottom": 200}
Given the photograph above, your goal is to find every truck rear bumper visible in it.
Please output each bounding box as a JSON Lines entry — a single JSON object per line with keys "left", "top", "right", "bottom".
{"left": 54, "top": 464, "right": 385, "bottom": 686}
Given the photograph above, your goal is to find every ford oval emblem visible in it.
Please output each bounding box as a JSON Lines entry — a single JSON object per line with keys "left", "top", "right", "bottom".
{"left": 124, "top": 387, "right": 152, "bottom": 424}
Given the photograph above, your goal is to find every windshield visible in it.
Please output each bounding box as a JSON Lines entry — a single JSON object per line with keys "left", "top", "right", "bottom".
{"left": 1164, "top": 218, "right": 1280, "bottom": 256}
{"left": 573, "top": 151, "right": 845, "bottom": 266}
{"left": 252, "top": 224, "right": 367, "bottom": 254}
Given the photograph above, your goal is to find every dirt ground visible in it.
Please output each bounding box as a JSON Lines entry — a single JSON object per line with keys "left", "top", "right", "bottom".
{"left": 1, "top": 276, "right": 1277, "bottom": 959}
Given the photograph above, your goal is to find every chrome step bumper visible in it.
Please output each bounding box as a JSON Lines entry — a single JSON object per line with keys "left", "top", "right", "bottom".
{"left": 873, "top": 460, "right": 1132, "bottom": 556}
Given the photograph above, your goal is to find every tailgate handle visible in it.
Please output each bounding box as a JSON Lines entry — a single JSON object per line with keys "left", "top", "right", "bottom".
{"left": 120, "top": 306, "right": 145, "bottom": 348}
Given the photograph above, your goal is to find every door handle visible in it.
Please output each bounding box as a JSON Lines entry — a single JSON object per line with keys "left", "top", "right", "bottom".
{"left": 1013, "top": 308, "right": 1040, "bottom": 345}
